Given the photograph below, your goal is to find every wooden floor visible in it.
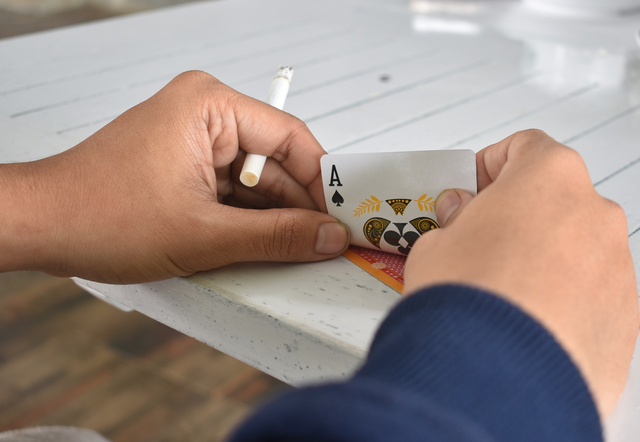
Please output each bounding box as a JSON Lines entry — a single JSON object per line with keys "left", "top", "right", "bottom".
{"left": 0, "top": 1, "right": 197, "bottom": 39}
{"left": 0, "top": 6, "right": 116, "bottom": 39}
{"left": 0, "top": 272, "right": 289, "bottom": 441}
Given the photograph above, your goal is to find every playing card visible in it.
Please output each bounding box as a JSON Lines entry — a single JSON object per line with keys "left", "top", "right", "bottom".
{"left": 342, "top": 245, "right": 407, "bottom": 293}
{"left": 321, "top": 150, "right": 476, "bottom": 256}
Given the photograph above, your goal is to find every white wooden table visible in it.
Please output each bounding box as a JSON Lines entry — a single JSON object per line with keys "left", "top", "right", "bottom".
{"left": 1, "top": 0, "right": 639, "bottom": 439}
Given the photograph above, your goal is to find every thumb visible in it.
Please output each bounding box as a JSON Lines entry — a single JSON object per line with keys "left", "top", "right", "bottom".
{"left": 215, "top": 206, "right": 350, "bottom": 264}
{"left": 435, "top": 189, "right": 475, "bottom": 227}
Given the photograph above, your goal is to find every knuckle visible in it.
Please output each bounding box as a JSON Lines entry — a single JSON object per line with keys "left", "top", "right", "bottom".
{"left": 271, "top": 177, "right": 290, "bottom": 207}
{"left": 555, "top": 147, "right": 591, "bottom": 182}
{"left": 261, "top": 167, "right": 290, "bottom": 207}
{"left": 532, "top": 143, "right": 590, "bottom": 189}
{"left": 508, "top": 129, "right": 564, "bottom": 162}
{"left": 604, "top": 198, "right": 628, "bottom": 233}
{"left": 164, "top": 71, "right": 222, "bottom": 112}
{"left": 556, "top": 145, "right": 584, "bottom": 165}
{"left": 512, "top": 128, "right": 549, "bottom": 145}
{"left": 173, "top": 70, "right": 218, "bottom": 87}
{"left": 272, "top": 119, "right": 311, "bottom": 163}
{"left": 267, "top": 211, "right": 306, "bottom": 260}
{"left": 169, "top": 71, "right": 225, "bottom": 107}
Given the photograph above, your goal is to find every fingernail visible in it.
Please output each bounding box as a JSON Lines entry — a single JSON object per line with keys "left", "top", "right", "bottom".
{"left": 315, "top": 223, "right": 350, "bottom": 255}
{"left": 436, "top": 189, "right": 461, "bottom": 226}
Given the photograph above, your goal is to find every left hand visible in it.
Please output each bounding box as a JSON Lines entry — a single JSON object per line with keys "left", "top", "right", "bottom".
{"left": 0, "top": 71, "right": 349, "bottom": 283}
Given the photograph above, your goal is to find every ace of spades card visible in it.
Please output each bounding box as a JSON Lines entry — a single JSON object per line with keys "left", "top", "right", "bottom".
{"left": 321, "top": 150, "right": 477, "bottom": 256}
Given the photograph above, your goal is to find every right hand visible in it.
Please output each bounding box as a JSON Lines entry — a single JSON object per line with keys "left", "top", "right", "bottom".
{"left": 404, "top": 129, "right": 639, "bottom": 417}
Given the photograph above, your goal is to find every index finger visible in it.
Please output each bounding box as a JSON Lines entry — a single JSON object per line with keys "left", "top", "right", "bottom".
{"left": 231, "top": 92, "right": 327, "bottom": 207}
{"left": 476, "top": 129, "right": 565, "bottom": 191}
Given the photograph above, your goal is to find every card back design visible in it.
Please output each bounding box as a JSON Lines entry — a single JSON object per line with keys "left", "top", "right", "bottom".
{"left": 342, "top": 246, "right": 406, "bottom": 293}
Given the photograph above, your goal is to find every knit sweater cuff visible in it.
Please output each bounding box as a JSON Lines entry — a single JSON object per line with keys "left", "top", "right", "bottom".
{"left": 229, "top": 284, "right": 602, "bottom": 442}
{"left": 356, "top": 284, "right": 601, "bottom": 441}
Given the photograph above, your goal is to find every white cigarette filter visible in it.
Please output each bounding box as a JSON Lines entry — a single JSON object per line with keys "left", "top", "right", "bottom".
{"left": 240, "top": 66, "right": 293, "bottom": 187}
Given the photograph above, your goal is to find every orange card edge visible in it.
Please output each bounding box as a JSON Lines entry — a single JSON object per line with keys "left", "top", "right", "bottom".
{"left": 342, "top": 248, "right": 404, "bottom": 294}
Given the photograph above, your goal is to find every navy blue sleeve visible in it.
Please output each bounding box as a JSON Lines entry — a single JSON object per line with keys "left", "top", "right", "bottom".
{"left": 228, "top": 285, "right": 602, "bottom": 442}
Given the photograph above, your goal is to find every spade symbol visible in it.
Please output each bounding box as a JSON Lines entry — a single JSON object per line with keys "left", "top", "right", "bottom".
{"left": 332, "top": 190, "right": 344, "bottom": 207}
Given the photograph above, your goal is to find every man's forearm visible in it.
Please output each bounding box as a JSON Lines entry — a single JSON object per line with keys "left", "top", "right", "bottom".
{"left": 0, "top": 161, "right": 58, "bottom": 273}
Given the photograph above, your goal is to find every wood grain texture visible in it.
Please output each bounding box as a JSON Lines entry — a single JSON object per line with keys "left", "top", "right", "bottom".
{"left": 0, "top": 272, "right": 289, "bottom": 442}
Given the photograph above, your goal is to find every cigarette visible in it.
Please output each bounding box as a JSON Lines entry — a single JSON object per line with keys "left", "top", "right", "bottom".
{"left": 240, "top": 66, "right": 294, "bottom": 187}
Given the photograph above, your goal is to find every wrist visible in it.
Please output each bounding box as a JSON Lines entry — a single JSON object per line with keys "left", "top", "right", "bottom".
{"left": 0, "top": 161, "right": 61, "bottom": 273}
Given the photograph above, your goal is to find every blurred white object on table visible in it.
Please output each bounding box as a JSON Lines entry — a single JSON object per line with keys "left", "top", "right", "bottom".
{"left": 524, "top": 0, "right": 640, "bottom": 17}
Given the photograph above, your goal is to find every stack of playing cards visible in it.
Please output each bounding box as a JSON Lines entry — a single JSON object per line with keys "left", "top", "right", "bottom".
{"left": 321, "top": 150, "right": 476, "bottom": 292}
